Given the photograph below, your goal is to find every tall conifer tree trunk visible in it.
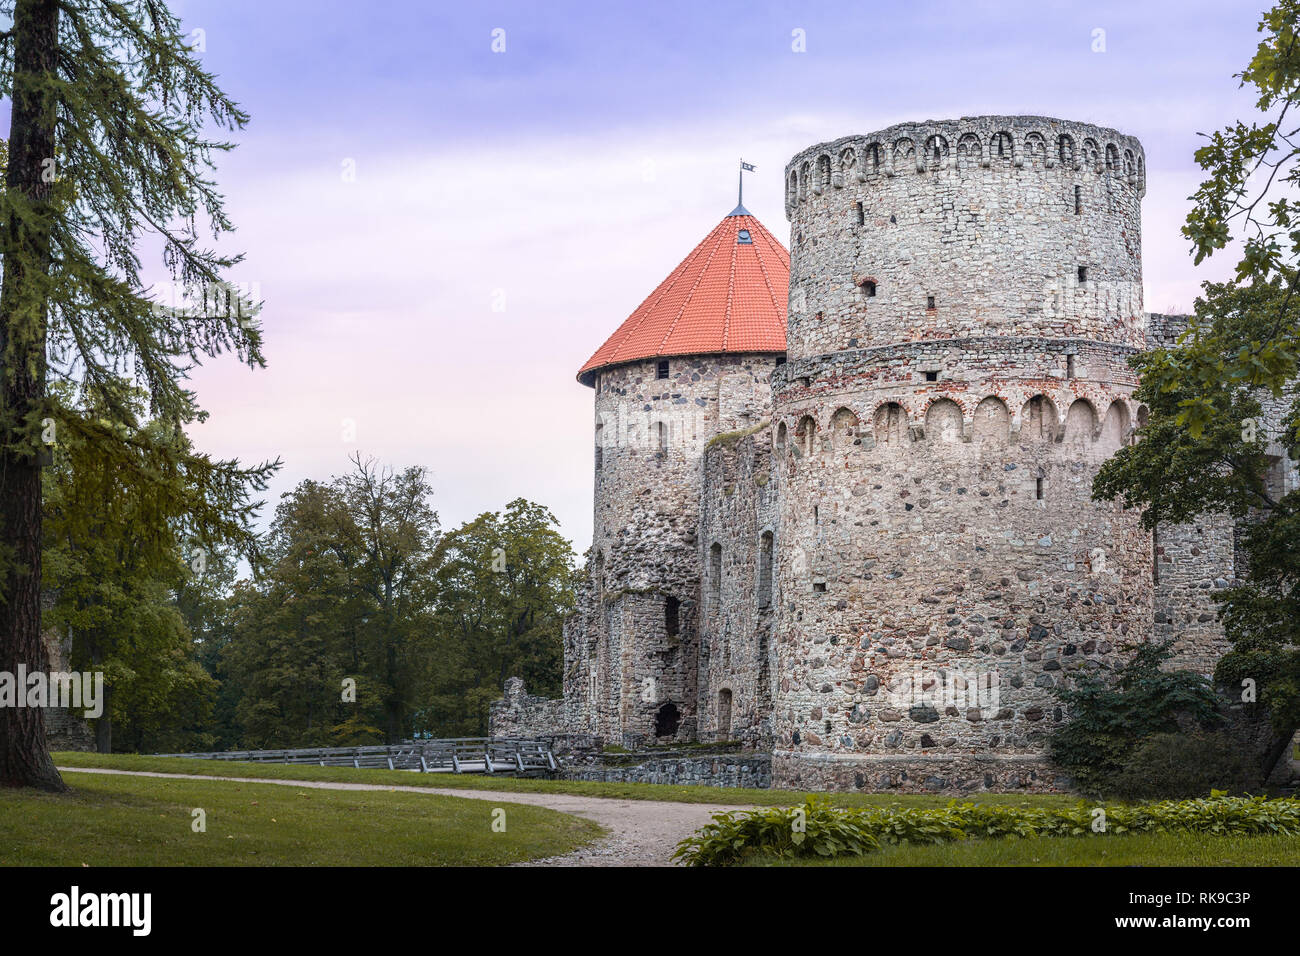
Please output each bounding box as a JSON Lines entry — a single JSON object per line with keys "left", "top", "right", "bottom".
{"left": 0, "top": 0, "right": 65, "bottom": 791}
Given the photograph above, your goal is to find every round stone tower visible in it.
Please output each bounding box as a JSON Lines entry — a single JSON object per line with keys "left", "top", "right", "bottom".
{"left": 566, "top": 205, "right": 788, "bottom": 746}
{"left": 771, "top": 116, "right": 1154, "bottom": 791}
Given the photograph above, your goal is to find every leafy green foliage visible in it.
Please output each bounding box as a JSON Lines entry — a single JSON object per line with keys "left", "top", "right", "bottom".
{"left": 673, "top": 794, "right": 1300, "bottom": 867}
{"left": 42, "top": 379, "right": 271, "bottom": 753}
{"left": 222, "top": 456, "right": 439, "bottom": 747}
{"left": 1093, "top": 1, "right": 1300, "bottom": 784}
{"left": 424, "top": 499, "right": 576, "bottom": 736}
{"left": 1048, "top": 641, "right": 1222, "bottom": 797}
{"left": 1109, "top": 732, "right": 1262, "bottom": 801}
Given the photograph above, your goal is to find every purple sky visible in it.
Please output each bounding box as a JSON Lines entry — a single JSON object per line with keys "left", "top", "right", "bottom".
{"left": 166, "top": 0, "right": 1262, "bottom": 555}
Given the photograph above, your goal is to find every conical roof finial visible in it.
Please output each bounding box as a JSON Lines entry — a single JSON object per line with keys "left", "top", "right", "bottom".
{"left": 728, "top": 159, "right": 755, "bottom": 216}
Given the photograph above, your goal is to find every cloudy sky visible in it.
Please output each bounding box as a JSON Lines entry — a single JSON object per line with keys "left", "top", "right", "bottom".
{"left": 169, "top": 0, "right": 1264, "bottom": 555}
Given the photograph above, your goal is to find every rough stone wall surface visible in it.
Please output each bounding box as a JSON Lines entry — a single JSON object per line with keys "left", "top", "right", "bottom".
{"left": 567, "top": 353, "right": 780, "bottom": 745}
{"left": 698, "top": 426, "right": 779, "bottom": 746}
{"left": 771, "top": 116, "right": 1151, "bottom": 790}
{"left": 496, "top": 115, "right": 1288, "bottom": 795}
{"left": 561, "top": 752, "right": 772, "bottom": 789}
{"left": 488, "top": 677, "right": 572, "bottom": 739}
{"left": 784, "top": 116, "right": 1146, "bottom": 359}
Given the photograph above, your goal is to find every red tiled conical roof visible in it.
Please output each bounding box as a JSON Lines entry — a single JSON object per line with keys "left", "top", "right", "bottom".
{"left": 578, "top": 210, "right": 788, "bottom": 385}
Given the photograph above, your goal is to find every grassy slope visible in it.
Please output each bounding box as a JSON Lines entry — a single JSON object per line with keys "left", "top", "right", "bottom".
{"left": 52, "top": 752, "right": 1080, "bottom": 809}
{"left": 743, "top": 831, "right": 1300, "bottom": 866}
{"left": 1, "top": 771, "right": 601, "bottom": 866}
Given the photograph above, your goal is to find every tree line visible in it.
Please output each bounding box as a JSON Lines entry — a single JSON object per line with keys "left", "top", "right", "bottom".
{"left": 44, "top": 409, "right": 576, "bottom": 753}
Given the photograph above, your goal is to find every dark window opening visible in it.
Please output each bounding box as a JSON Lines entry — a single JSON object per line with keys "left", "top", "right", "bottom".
{"left": 775, "top": 356, "right": 787, "bottom": 366}
{"left": 1152, "top": 524, "right": 1159, "bottom": 584}
{"left": 1074, "top": 185, "right": 1082, "bottom": 215}
{"left": 1077, "top": 266, "right": 1087, "bottom": 284}
{"left": 758, "top": 531, "right": 774, "bottom": 609}
{"left": 1067, "top": 354, "right": 1076, "bottom": 379}
{"left": 708, "top": 543, "right": 723, "bottom": 605}
{"left": 1035, "top": 477, "right": 1044, "bottom": 500}
{"left": 813, "top": 581, "right": 827, "bottom": 593}
{"left": 813, "top": 505, "right": 820, "bottom": 524}
{"left": 933, "top": 145, "right": 941, "bottom": 161}
{"left": 665, "top": 596, "right": 680, "bottom": 637}
{"left": 926, "top": 295, "right": 936, "bottom": 310}
{"left": 925, "top": 370, "right": 939, "bottom": 382}
{"left": 861, "top": 280, "right": 877, "bottom": 297}
{"left": 656, "top": 360, "right": 669, "bottom": 379}
{"left": 853, "top": 201, "right": 864, "bottom": 225}
{"left": 654, "top": 702, "right": 681, "bottom": 738}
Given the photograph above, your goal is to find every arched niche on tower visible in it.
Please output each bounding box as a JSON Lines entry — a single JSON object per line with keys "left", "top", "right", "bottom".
{"left": 1019, "top": 395, "right": 1060, "bottom": 443}
{"left": 1100, "top": 400, "right": 1130, "bottom": 449}
{"left": 1065, "top": 398, "right": 1098, "bottom": 447}
{"left": 924, "top": 398, "right": 963, "bottom": 444}
{"left": 872, "top": 402, "right": 909, "bottom": 447}
{"left": 973, "top": 396, "right": 1010, "bottom": 444}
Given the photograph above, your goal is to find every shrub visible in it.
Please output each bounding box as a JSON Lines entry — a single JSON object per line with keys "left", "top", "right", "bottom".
{"left": 1049, "top": 640, "right": 1221, "bottom": 796}
{"left": 671, "top": 794, "right": 1300, "bottom": 866}
{"left": 1109, "top": 731, "right": 1262, "bottom": 800}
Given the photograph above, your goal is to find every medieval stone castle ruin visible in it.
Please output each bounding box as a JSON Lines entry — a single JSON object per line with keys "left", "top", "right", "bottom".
{"left": 490, "top": 115, "right": 1297, "bottom": 792}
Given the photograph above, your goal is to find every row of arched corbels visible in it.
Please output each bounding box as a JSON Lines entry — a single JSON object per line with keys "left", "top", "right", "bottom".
{"left": 774, "top": 392, "right": 1148, "bottom": 450}
{"left": 786, "top": 128, "right": 1146, "bottom": 213}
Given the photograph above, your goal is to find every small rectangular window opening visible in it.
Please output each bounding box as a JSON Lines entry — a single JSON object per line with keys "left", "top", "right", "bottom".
{"left": 924, "top": 370, "right": 938, "bottom": 382}
{"left": 853, "top": 201, "right": 864, "bottom": 225}
{"left": 861, "top": 280, "right": 877, "bottom": 297}
{"left": 657, "top": 360, "right": 669, "bottom": 379}
{"left": 1077, "top": 266, "right": 1087, "bottom": 284}
{"left": 813, "top": 582, "right": 827, "bottom": 593}
{"left": 775, "top": 356, "right": 787, "bottom": 366}
{"left": 1074, "top": 185, "right": 1082, "bottom": 215}
{"left": 1035, "top": 477, "right": 1044, "bottom": 500}
{"left": 926, "top": 295, "right": 936, "bottom": 310}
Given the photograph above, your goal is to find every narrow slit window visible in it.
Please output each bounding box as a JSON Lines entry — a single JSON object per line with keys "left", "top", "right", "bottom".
{"left": 1035, "top": 477, "right": 1044, "bottom": 500}
{"left": 854, "top": 201, "right": 864, "bottom": 225}
{"left": 665, "top": 596, "right": 680, "bottom": 637}
{"left": 1067, "top": 354, "right": 1076, "bottom": 379}
{"left": 1074, "top": 185, "right": 1082, "bottom": 215}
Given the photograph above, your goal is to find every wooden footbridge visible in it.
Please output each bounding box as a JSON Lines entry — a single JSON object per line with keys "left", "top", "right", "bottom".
{"left": 156, "top": 738, "right": 562, "bottom": 775}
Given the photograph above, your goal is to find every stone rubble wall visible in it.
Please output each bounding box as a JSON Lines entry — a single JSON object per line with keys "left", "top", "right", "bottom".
{"left": 567, "top": 354, "right": 780, "bottom": 744}
{"left": 561, "top": 751, "right": 772, "bottom": 789}
{"left": 488, "top": 677, "right": 573, "bottom": 739}
{"left": 784, "top": 116, "right": 1147, "bottom": 358}
{"left": 698, "top": 425, "right": 779, "bottom": 746}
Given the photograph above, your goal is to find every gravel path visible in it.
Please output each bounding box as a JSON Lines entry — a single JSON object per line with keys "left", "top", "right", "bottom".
{"left": 58, "top": 767, "right": 753, "bottom": 867}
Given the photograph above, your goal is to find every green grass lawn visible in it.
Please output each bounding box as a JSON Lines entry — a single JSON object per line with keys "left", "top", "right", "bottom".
{"left": 1, "top": 770, "right": 602, "bottom": 866}
{"left": 52, "top": 751, "right": 1078, "bottom": 810}
{"left": 742, "top": 831, "right": 1300, "bottom": 866}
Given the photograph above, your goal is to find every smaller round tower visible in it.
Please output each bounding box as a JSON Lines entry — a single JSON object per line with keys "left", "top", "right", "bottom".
{"left": 565, "top": 205, "right": 788, "bottom": 745}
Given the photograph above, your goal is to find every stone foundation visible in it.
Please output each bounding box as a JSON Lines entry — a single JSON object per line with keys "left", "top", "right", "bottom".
{"left": 773, "top": 750, "right": 1065, "bottom": 793}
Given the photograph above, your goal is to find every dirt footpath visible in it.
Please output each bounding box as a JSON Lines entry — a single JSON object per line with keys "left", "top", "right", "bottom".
{"left": 58, "top": 767, "right": 751, "bottom": 867}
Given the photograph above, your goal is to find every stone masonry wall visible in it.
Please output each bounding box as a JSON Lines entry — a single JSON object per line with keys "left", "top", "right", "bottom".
{"left": 489, "top": 677, "right": 572, "bottom": 738}
{"left": 784, "top": 116, "right": 1146, "bottom": 359}
{"left": 567, "top": 353, "right": 781, "bottom": 744}
{"left": 772, "top": 116, "right": 1150, "bottom": 790}
{"left": 698, "top": 425, "right": 780, "bottom": 746}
